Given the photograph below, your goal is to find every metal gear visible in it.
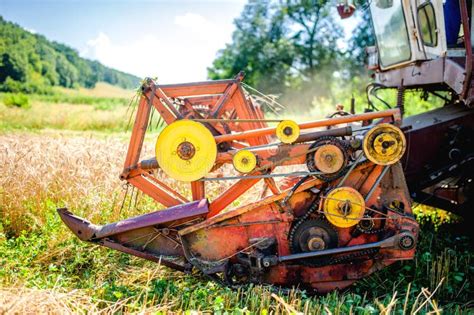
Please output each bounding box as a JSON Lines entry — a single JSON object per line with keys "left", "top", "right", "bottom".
{"left": 290, "top": 219, "right": 338, "bottom": 253}
{"left": 306, "top": 137, "right": 349, "bottom": 182}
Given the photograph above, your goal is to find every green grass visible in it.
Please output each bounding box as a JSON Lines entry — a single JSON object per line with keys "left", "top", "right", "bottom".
{"left": 1, "top": 210, "right": 471, "bottom": 313}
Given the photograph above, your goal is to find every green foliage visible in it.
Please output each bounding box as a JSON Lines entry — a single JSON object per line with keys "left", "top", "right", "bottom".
{"left": 346, "top": 5, "right": 376, "bottom": 76}
{"left": 208, "top": 0, "right": 344, "bottom": 111}
{"left": 0, "top": 16, "right": 140, "bottom": 94}
{"left": 2, "top": 93, "right": 30, "bottom": 108}
{"left": 33, "top": 93, "right": 129, "bottom": 107}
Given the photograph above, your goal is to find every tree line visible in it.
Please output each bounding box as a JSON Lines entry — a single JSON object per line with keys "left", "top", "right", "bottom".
{"left": 0, "top": 16, "right": 140, "bottom": 94}
{"left": 208, "top": 0, "right": 374, "bottom": 112}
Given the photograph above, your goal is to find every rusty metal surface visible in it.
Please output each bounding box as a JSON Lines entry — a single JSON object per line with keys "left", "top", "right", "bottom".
{"left": 95, "top": 199, "right": 208, "bottom": 239}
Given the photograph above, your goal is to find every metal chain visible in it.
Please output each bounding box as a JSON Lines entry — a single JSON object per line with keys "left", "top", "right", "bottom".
{"left": 288, "top": 199, "right": 322, "bottom": 253}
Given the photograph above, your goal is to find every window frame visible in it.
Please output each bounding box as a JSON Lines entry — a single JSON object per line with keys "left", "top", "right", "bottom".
{"left": 417, "top": 2, "right": 438, "bottom": 48}
{"left": 370, "top": 0, "right": 412, "bottom": 68}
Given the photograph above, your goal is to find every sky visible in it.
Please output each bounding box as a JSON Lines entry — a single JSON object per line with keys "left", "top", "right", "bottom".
{"left": 1, "top": 0, "right": 358, "bottom": 84}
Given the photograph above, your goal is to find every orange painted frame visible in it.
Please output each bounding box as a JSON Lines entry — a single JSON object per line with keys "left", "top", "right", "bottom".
{"left": 120, "top": 77, "right": 401, "bottom": 218}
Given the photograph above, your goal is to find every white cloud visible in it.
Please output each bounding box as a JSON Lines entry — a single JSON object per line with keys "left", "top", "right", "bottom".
{"left": 174, "top": 13, "right": 212, "bottom": 31}
{"left": 81, "top": 13, "right": 235, "bottom": 84}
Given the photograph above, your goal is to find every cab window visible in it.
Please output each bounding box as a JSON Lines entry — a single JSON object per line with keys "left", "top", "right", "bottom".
{"left": 370, "top": 0, "right": 411, "bottom": 67}
{"left": 418, "top": 2, "right": 438, "bottom": 46}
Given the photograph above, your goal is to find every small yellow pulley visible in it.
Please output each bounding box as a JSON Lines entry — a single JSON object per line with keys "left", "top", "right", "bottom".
{"left": 232, "top": 150, "right": 257, "bottom": 173}
{"left": 363, "top": 123, "right": 406, "bottom": 165}
{"left": 276, "top": 120, "right": 300, "bottom": 144}
{"left": 155, "top": 119, "right": 217, "bottom": 182}
{"left": 323, "top": 187, "right": 365, "bottom": 228}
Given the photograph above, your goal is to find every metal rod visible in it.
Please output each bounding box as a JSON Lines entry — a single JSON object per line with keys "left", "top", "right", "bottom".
{"left": 278, "top": 235, "right": 398, "bottom": 262}
{"left": 337, "top": 152, "right": 364, "bottom": 188}
{"left": 200, "top": 171, "right": 322, "bottom": 181}
{"left": 365, "top": 165, "right": 390, "bottom": 202}
{"left": 460, "top": 0, "right": 472, "bottom": 100}
{"left": 295, "top": 126, "right": 352, "bottom": 143}
{"left": 213, "top": 109, "right": 400, "bottom": 143}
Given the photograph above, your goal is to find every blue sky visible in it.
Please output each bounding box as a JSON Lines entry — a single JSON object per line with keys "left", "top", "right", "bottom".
{"left": 1, "top": 0, "right": 357, "bottom": 84}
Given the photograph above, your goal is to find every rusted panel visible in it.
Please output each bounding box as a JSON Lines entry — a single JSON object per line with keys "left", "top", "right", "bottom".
{"left": 159, "top": 80, "right": 234, "bottom": 97}
{"left": 375, "top": 58, "right": 446, "bottom": 88}
{"left": 122, "top": 97, "right": 152, "bottom": 172}
{"left": 95, "top": 199, "right": 208, "bottom": 239}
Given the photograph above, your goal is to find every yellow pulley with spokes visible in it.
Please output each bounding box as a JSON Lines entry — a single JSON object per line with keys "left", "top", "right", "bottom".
{"left": 323, "top": 187, "right": 366, "bottom": 228}
{"left": 155, "top": 119, "right": 217, "bottom": 182}
{"left": 363, "top": 123, "right": 406, "bottom": 165}
{"left": 276, "top": 120, "right": 300, "bottom": 144}
{"left": 233, "top": 150, "right": 257, "bottom": 173}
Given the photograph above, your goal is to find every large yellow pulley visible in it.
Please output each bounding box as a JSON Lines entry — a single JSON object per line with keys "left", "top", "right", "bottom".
{"left": 233, "top": 150, "right": 257, "bottom": 173}
{"left": 323, "top": 187, "right": 365, "bottom": 228}
{"left": 363, "top": 123, "right": 406, "bottom": 165}
{"left": 155, "top": 120, "right": 217, "bottom": 182}
{"left": 276, "top": 120, "right": 300, "bottom": 144}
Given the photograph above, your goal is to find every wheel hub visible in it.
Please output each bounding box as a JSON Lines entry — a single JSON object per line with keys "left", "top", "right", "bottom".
{"left": 177, "top": 141, "right": 196, "bottom": 160}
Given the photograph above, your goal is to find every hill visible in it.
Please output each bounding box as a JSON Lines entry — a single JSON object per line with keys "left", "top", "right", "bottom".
{"left": 0, "top": 16, "right": 140, "bottom": 94}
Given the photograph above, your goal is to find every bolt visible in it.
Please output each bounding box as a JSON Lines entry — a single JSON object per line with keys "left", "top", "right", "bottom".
{"left": 177, "top": 141, "right": 196, "bottom": 160}
{"left": 382, "top": 140, "right": 395, "bottom": 149}
{"left": 340, "top": 200, "right": 352, "bottom": 217}
{"left": 283, "top": 126, "right": 293, "bottom": 136}
{"left": 308, "top": 237, "right": 325, "bottom": 251}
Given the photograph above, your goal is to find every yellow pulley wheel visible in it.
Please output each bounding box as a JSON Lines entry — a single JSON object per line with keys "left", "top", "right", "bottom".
{"left": 155, "top": 119, "right": 217, "bottom": 182}
{"left": 363, "top": 123, "right": 406, "bottom": 165}
{"left": 323, "top": 187, "right": 365, "bottom": 228}
{"left": 276, "top": 120, "right": 300, "bottom": 144}
{"left": 233, "top": 150, "right": 257, "bottom": 173}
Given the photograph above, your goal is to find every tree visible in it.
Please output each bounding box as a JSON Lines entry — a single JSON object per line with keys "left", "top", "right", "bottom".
{"left": 208, "top": 1, "right": 294, "bottom": 94}
{"left": 346, "top": 7, "right": 375, "bottom": 75}
{"left": 208, "top": 0, "right": 344, "bottom": 111}
{"left": 0, "top": 16, "right": 140, "bottom": 93}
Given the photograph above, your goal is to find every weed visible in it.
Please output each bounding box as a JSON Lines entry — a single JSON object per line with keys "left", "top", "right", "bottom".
{"left": 2, "top": 93, "right": 30, "bottom": 108}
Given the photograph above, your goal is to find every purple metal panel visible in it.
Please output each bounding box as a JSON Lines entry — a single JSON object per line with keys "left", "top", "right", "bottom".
{"left": 95, "top": 199, "right": 208, "bottom": 239}
{"left": 57, "top": 199, "right": 208, "bottom": 241}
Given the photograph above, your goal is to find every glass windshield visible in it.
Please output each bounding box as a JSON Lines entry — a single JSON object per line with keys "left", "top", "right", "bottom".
{"left": 370, "top": 0, "right": 411, "bottom": 67}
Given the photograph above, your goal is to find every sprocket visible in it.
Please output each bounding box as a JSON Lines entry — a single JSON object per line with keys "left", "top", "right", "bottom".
{"left": 289, "top": 219, "right": 339, "bottom": 267}
{"left": 306, "top": 137, "right": 349, "bottom": 182}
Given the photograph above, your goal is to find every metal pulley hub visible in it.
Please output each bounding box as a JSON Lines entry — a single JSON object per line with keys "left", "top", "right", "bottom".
{"left": 306, "top": 137, "right": 349, "bottom": 181}
{"left": 233, "top": 150, "right": 257, "bottom": 173}
{"left": 291, "top": 219, "right": 338, "bottom": 253}
{"left": 155, "top": 119, "right": 217, "bottom": 182}
{"left": 314, "top": 144, "right": 345, "bottom": 174}
{"left": 323, "top": 187, "right": 365, "bottom": 228}
{"left": 363, "top": 123, "right": 406, "bottom": 165}
{"left": 276, "top": 120, "right": 300, "bottom": 143}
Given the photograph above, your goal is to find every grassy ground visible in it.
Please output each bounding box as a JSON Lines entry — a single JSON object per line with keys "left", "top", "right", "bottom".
{"left": 0, "top": 87, "right": 472, "bottom": 314}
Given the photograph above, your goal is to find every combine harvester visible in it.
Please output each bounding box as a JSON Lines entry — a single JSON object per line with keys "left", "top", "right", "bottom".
{"left": 59, "top": 0, "right": 473, "bottom": 292}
